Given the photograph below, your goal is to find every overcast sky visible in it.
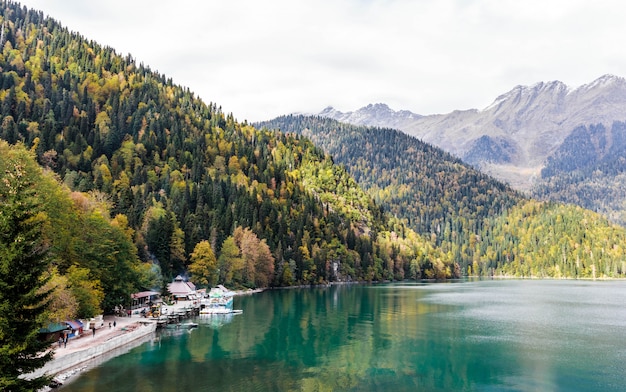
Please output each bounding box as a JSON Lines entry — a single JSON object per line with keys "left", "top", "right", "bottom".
{"left": 16, "top": 0, "right": 626, "bottom": 122}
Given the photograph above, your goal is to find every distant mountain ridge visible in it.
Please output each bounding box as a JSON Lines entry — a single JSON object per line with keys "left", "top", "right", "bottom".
{"left": 318, "top": 75, "right": 626, "bottom": 190}
{"left": 318, "top": 104, "right": 422, "bottom": 130}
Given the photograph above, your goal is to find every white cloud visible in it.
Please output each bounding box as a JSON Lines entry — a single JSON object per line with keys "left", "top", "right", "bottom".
{"left": 17, "top": 0, "right": 626, "bottom": 121}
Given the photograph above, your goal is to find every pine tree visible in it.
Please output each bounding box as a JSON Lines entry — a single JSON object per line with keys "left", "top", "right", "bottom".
{"left": 0, "top": 142, "right": 53, "bottom": 390}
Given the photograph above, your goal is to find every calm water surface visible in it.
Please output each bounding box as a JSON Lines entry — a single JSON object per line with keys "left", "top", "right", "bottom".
{"left": 61, "top": 280, "right": 626, "bottom": 391}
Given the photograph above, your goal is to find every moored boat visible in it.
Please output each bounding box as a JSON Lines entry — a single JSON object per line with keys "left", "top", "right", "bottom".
{"left": 199, "top": 285, "right": 237, "bottom": 314}
{"left": 199, "top": 307, "right": 239, "bottom": 315}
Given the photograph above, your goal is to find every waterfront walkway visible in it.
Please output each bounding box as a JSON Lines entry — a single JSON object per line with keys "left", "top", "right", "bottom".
{"left": 51, "top": 314, "right": 146, "bottom": 359}
{"left": 35, "top": 292, "right": 259, "bottom": 387}
{"left": 51, "top": 299, "right": 200, "bottom": 360}
{"left": 32, "top": 301, "right": 198, "bottom": 385}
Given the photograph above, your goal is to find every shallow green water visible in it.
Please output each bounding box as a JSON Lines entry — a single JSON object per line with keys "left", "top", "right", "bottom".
{"left": 61, "top": 280, "right": 626, "bottom": 391}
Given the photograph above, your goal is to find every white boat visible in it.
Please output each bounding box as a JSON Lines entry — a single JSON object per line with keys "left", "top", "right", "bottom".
{"left": 199, "top": 285, "right": 235, "bottom": 314}
{"left": 200, "top": 307, "right": 233, "bottom": 314}
{"left": 166, "top": 322, "right": 198, "bottom": 329}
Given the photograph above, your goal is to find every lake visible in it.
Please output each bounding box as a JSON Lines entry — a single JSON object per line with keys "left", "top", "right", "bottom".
{"left": 61, "top": 280, "right": 626, "bottom": 391}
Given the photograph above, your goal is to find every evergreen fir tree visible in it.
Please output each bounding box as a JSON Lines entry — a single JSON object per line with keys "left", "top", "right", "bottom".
{"left": 0, "top": 143, "right": 53, "bottom": 391}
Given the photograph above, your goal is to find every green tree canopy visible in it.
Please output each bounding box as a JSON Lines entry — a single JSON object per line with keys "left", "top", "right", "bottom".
{"left": 0, "top": 141, "right": 53, "bottom": 390}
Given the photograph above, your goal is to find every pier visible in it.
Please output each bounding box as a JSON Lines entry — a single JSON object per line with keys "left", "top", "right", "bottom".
{"left": 142, "top": 300, "right": 201, "bottom": 328}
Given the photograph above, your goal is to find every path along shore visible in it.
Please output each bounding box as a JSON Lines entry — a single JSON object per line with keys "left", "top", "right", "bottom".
{"left": 30, "top": 289, "right": 263, "bottom": 388}
{"left": 30, "top": 313, "right": 157, "bottom": 388}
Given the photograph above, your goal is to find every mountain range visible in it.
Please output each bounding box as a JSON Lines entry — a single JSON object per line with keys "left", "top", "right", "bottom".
{"left": 2, "top": 0, "right": 626, "bottom": 298}
{"left": 318, "top": 75, "right": 626, "bottom": 191}
{"left": 6, "top": 3, "right": 626, "bottom": 387}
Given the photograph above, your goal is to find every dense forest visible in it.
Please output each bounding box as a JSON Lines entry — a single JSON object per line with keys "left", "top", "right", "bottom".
{"left": 533, "top": 121, "right": 626, "bottom": 225}
{"left": 256, "top": 115, "right": 522, "bottom": 235}
{"left": 0, "top": 0, "right": 459, "bottom": 322}
{"left": 2, "top": 0, "right": 626, "bottom": 326}
{"left": 256, "top": 115, "right": 626, "bottom": 278}
{"left": 476, "top": 200, "right": 626, "bottom": 278}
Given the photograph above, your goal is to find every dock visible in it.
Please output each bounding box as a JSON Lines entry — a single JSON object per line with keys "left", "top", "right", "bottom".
{"left": 142, "top": 300, "right": 201, "bottom": 328}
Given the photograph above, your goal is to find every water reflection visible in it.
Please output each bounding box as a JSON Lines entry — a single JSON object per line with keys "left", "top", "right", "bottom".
{"left": 62, "top": 281, "right": 626, "bottom": 392}
{"left": 195, "top": 313, "right": 237, "bottom": 329}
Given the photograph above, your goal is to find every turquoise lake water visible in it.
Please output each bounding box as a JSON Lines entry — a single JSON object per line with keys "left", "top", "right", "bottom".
{"left": 61, "top": 280, "right": 626, "bottom": 391}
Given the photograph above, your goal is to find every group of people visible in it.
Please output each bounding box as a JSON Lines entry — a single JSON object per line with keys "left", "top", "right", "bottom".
{"left": 56, "top": 319, "right": 120, "bottom": 349}
{"left": 57, "top": 334, "right": 68, "bottom": 348}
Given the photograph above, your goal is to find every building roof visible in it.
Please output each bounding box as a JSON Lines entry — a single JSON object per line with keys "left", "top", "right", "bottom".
{"left": 66, "top": 320, "right": 83, "bottom": 330}
{"left": 39, "top": 322, "right": 69, "bottom": 333}
{"left": 131, "top": 291, "right": 160, "bottom": 299}
{"left": 168, "top": 275, "right": 197, "bottom": 297}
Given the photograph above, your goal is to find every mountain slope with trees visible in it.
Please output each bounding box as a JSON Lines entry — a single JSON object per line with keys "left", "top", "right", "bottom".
{"left": 256, "top": 115, "right": 626, "bottom": 278}
{"left": 533, "top": 121, "right": 626, "bottom": 225}
{"left": 475, "top": 200, "right": 626, "bottom": 278}
{"left": 255, "top": 115, "right": 522, "bottom": 259}
{"left": 0, "top": 0, "right": 456, "bottom": 316}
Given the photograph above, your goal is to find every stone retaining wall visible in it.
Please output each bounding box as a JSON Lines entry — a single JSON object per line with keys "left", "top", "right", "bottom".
{"left": 30, "top": 322, "right": 156, "bottom": 379}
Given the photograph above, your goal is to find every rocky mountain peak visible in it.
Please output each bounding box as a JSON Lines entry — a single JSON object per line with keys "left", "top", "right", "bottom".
{"left": 576, "top": 74, "right": 625, "bottom": 91}
{"left": 484, "top": 80, "right": 569, "bottom": 113}
{"left": 316, "top": 75, "right": 626, "bottom": 190}
{"left": 316, "top": 103, "right": 421, "bottom": 129}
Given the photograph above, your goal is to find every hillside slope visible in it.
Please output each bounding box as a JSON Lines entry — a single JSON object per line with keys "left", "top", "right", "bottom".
{"left": 0, "top": 1, "right": 457, "bottom": 292}
{"left": 533, "top": 121, "right": 626, "bottom": 225}
{"left": 257, "top": 115, "right": 626, "bottom": 278}
{"left": 256, "top": 115, "right": 522, "bottom": 235}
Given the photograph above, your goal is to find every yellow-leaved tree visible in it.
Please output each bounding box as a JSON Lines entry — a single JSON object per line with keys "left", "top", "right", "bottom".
{"left": 189, "top": 240, "right": 218, "bottom": 288}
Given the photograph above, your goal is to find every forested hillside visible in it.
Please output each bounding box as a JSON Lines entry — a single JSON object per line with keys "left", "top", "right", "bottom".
{"left": 257, "top": 115, "right": 626, "bottom": 278}
{"left": 475, "top": 200, "right": 626, "bottom": 278}
{"left": 256, "top": 115, "right": 522, "bottom": 235}
{"left": 0, "top": 0, "right": 459, "bottom": 319}
{"left": 533, "top": 121, "right": 626, "bottom": 225}
{"left": 255, "top": 115, "right": 521, "bottom": 257}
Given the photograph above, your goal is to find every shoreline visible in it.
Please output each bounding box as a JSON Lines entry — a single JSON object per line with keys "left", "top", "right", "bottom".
{"left": 44, "top": 325, "right": 157, "bottom": 389}
{"left": 35, "top": 289, "right": 263, "bottom": 389}
{"left": 32, "top": 317, "right": 157, "bottom": 390}
{"left": 33, "top": 279, "right": 620, "bottom": 388}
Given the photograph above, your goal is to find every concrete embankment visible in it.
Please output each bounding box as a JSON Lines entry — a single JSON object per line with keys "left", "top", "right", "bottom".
{"left": 31, "top": 293, "right": 258, "bottom": 387}
{"left": 30, "top": 320, "right": 156, "bottom": 382}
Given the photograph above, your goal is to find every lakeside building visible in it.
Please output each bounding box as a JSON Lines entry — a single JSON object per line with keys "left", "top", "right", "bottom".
{"left": 131, "top": 290, "right": 161, "bottom": 310}
{"left": 39, "top": 322, "right": 69, "bottom": 343}
{"left": 38, "top": 320, "right": 84, "bottom": 343}
{"left": 167, "top": 275, "right": 199, "bottom": 300}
